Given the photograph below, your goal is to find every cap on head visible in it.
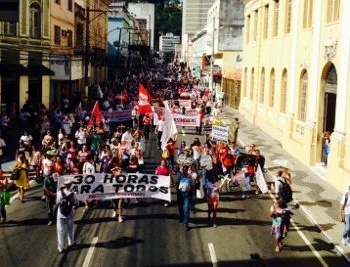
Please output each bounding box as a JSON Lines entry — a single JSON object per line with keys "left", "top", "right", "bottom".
{"left": 64, "top": 180, "right": 73, "bottom": 186}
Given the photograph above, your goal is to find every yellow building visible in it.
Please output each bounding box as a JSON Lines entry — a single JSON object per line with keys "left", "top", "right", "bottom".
{"left": 0, "top": 0, "right": 52, "bottom": 113}
{"left": 50, "top": 0, "right": 76, "bottom": 106}
{"left": 240, "top": 0, "right": 350, "bottom": 192}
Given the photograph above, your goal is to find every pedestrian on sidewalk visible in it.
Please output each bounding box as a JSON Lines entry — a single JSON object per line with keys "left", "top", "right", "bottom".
{"left": 322, "top": 132, "right": 331, "bottom": 167}
{"left": 56, "top": 180, "right": 78, "bottom": 253}
{"left": 340, "top": 185, "right": 350, "bottom": 246}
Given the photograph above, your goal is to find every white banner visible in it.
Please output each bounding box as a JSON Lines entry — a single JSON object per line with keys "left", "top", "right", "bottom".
{"left": 172, "top": 114, "right": 200, "bottom": 127}
{"left": 58, "top": 173, "right": 171, "bottom": 202}
{"left": 212, "top": 125, "right": 229, "bottom": 142}
{"left": 256, "top": 165, "right": 268, "bottom": 194}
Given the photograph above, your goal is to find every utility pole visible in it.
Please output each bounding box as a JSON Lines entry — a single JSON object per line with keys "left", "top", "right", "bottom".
{"left": 115, "top": 28, "right": 122, "bottom": 81}
{"left": 210, "top": 16, "right": 215, "bottom": 93}
{"left": 84, "top": 5, "right": 90, "bottom": 99}
{"left": 128, "top": 30, "right": 131, "bottom": 72}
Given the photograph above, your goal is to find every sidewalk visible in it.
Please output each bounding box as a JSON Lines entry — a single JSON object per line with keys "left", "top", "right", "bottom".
{"left": 219, "top": 106, "right": 350, "bottom": 261}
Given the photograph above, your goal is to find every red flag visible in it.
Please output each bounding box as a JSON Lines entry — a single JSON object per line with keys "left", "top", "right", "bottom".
{"left": 138, "top": 84, "right": 153, "bottom": 114}
{"left": 89, "top": 101, "right": 102, "bottom": 126}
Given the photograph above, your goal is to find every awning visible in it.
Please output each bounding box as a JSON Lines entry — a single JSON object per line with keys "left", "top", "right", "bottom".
{"left": 0, "top": 63, "right": 28, "bottom": 76}
{"left": 27, "top": 64, "right": 55, "bottom": 76}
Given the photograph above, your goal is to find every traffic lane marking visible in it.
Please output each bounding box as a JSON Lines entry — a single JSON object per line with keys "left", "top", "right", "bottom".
{"left": 82, "top": 237, "right": 98, "bottom": 267}
{"left": 208, "top": 243, "right": 218, "bottom": 267}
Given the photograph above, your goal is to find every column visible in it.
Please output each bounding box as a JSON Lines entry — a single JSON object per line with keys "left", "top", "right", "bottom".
{"left": 19, "top": 76, "right": 28, "bottom": 110}
{"left": 307, "top": 0, "right": 322, "bottom": 123}
{"left": 42, "top": 76, "right": 50, "bottom": 108}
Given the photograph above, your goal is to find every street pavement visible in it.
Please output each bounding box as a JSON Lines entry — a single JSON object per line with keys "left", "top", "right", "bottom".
{"left": 0, "top": 127, "right": 349, "bottom": 267}
{"left": 219, "top": 106, "right": 350, "bottom": 262}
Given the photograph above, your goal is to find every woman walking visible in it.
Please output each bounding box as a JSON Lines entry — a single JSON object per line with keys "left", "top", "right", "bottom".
{"left": 270, "top": 195, "right": 292, "bottom": 252}
{"left": 206, "top": 176, "right": 221, "bottom": 228}
{"left": 14, "top": 152, "right": 30, "bottom": 202}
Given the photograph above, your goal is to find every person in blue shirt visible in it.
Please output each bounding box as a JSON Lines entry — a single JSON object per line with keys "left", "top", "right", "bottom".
{"left": 177, "top": 166, "right": 193, "bottom": 231}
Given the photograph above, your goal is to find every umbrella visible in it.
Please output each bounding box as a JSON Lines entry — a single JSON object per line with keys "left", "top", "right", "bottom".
{"left": 273, "top": 159, "right": 295, "bottom": 170}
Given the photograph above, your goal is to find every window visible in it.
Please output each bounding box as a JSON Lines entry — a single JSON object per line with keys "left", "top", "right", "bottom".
{"left": 246, "top": 15, "right": 250, "bottom": 43}
{"left": 263, "top": 5, "right": 269, "bottom": 39}
{"left": 327, "top": 0, "right": 340, "bottom": 23}
{"left": 299, "top": 71, "right": 308, "bottom": 121}
{"left": 270, "top": 69, "right": 275, "bottom": 107}
{"left": 243, "top": 68, "right": 247, "bottom": 97}
{"left": 68, "top": 0, "right": 73, "bottom": 11}
{"left": 67, "top": 30, "right": 73, "bottom": 47}
{"left": 55, "top": 0, "right": 60, "bottom": 4}
{"left": 30, "top": 3, "right": 41, "bottom": 38}
{"left": 3, "top": 22, "right": 17, "bottom": 36}
{"left": 54, "top": 25, "right": 61, "bottom": 45}
{"left": 250, "top": 68, "right": 255, "bottom": 100}
{"left": 303, "top": 0, "right": 313, "bottom": 28}
{"left": 280, "top": 70, "right": 288, "bottom": 113}
{"left": 285, "top": 0, "right": 292, "bottom": 33}
{"left": 260, "top": 68, "right": 265, "bottom": 104}
{"left": 253, "top": 10, "right": 258, "bottom": 41}
{"left": 273, "top": 0, "right": 279, "bottom": 36}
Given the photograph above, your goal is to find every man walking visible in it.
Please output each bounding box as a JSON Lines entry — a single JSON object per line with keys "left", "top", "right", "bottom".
{"left": 340, "top": 185, "right": 350, "bottom": 246}
{"left": 43, "top": 168, "right": 57, "bottom": 226}
{"left": 56, "top": 180, "right": 78, "bottom": 253}
{"left": 177, "top": 166, "right": 193, "bottom": 231}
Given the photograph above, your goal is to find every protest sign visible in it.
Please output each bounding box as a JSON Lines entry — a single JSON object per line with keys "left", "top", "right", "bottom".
{"left": 172, "top": 114, "right": 200, "bottom": 127}
{"left": 212, "top": 125, "right": 229, "bottom": 142}
{"left": 101, "top": 109, "right": 132, "bottom": 122}
{"left": 58, "top": 173, "right": 171, "bottom": 202}
{"left": 233, "top": 171, "right": 251, "bottom": 191}
{"left": 255, "top": 165, "right": 268, "bottom": 194}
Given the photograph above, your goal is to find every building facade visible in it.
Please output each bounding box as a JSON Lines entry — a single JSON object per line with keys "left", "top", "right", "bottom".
{"left": 205, "top": 0, "right": 244, "bottom": 106}
{"left": 127, "top": 3, "right": 155, "bottom": 49}
{"left": 108, "top": 2, "right": 135, "bottom": 80}
{"left": 0, "top": 0, "right": 53, "bottom": 114}
{"left": 240, "top": 0, "right": 349, "bottom": 192}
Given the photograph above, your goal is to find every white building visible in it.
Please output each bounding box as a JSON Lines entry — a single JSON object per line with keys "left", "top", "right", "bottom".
{"left": 127, "top": 2, "right": 155, "bottom": 49}
{"left": 159, "top": 33, "right": 180, "bottom": 53}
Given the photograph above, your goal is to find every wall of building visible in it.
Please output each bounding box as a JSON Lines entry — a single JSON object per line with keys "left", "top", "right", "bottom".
{"left": 240, "top": 0, "right": 350, "bottom": 192}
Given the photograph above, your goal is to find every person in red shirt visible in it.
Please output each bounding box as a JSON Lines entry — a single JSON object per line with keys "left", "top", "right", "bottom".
{"left": 53, "top": 156, "right": 65, "bottom": 175}
{"left": 155, "top": 159, "right": 172, "bottom": 207}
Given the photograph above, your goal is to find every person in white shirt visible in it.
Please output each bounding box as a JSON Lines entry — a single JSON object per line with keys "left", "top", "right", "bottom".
{"left": 61, "top": 116, "right": 73, "bottom": 137}
{"left": 56, "top": 180, "right": 78, "bottom": 253}
{"left": 75, "top": 126, "right": 87, "bottom": 150}
{"left": 340, "top": 184, "right": 350, "bottom": 246}
{"left": 0, "top": 135, "right": 6, "bottom": 167}
{"left": 42, "top": 154, "right": 53, "bottom": 177}
{"left": 19, "top": 130, "right": 33, "bottom": 146}
{"left": 155, "top": 116, "right": 164, "bottom": 150}
{"left": 82, "top": 155, "right": 96, "bottom": 213}
{"left": 121, "top": 127, "right": 134, "bottom": 151}
{"left": 200, "top": 148, "right": 213, "bottom": 196}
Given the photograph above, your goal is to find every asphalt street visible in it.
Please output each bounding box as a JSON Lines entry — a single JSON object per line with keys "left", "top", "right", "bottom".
{"left": 0, "top": 128, "right": 349, "bottom": 267}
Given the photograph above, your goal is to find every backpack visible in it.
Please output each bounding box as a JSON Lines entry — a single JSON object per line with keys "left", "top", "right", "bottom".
{"left": 278, "top": 178, "right": 293, "bottom": 203}
{"left": 59, "top": 190, "right": 74, "bottom": 216}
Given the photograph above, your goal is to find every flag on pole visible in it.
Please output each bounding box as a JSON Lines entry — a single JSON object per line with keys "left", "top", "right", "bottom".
{"left": 161, "top": 101, "right": 178, "bottom": 150}
{"left": 89, "top": 101, "right": 102, "bottom": 126}
{"left": 138, "top": 84, "right": 153, "bottom": 114}
{"left": 256, "top": 165, "right": 268, "bottom": 194}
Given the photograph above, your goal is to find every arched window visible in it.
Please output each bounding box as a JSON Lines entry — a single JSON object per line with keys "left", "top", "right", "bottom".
{"left": 30, "top": 2, "right": 41, "bottom": 38}
{"left": 250, "top": 68, "right": 255, "bottom": 100}
{"left": 280, "top": 69, "right": 288, "bottom": 113}
{"left": 243, "top": 67, "right": 247, "bottom": 97}
{"left": 260, "top": 68, "right": 265, "bottom": 104}
{"left": 299, "top": 70, "right": 308, "bottom": 121}
{"left": 269, "top": 68, "right": 275, "bottom": 107}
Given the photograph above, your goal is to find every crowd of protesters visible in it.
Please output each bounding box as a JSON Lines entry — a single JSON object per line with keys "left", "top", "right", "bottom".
{"left": 0, "top": 64, "right": 297, "bottom": 254}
